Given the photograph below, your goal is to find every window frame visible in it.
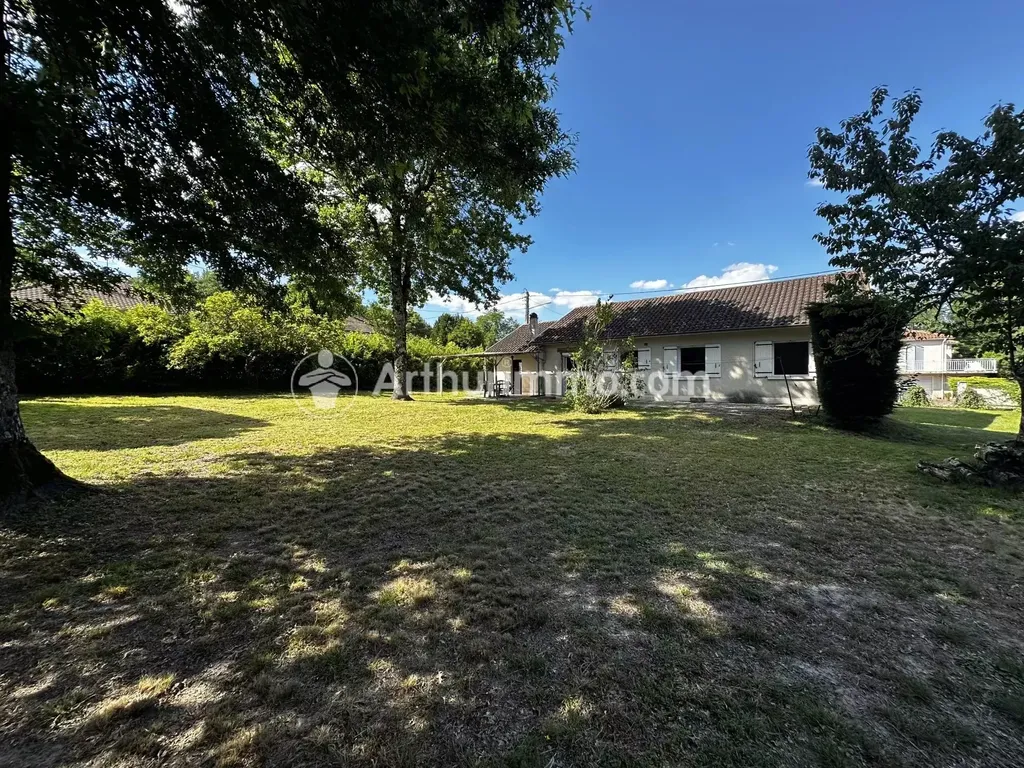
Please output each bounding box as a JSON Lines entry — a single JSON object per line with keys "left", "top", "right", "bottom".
{"left": 754, "top": 340, "right": 814, "bottom": 379}
{"left": 678, "top": 345, "right": 706, "bottom": 376}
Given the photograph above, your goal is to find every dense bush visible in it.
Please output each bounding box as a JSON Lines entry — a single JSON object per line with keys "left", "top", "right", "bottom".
{"left": 807, "top": 294, "right": 910, "bottom": 430}
{"left": 956, "top": 387, "right": 987, "bottom": 409}
{"left": 16, "top": 293, "right": 482, "bottom": 394}
{"left": 948, "top": 377, "right": 1021, "bottom": 407}
{"left": 900, "top": 385, "right": 930, "bottom": 407}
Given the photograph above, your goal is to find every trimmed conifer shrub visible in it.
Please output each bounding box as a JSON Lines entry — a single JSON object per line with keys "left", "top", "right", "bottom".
{"left": 807, "top": 294, "right": 910, "bottom": 429}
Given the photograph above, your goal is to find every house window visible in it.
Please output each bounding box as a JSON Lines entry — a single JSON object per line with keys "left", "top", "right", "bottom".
{"left": 623, "top": 349, "right": 651, "bottom": 370}
{"left": 679, "top": 346, "right": 705, "bottom": 375}
{"left": 773, "top": 341, "right": 810, "bottom": 376}
{"left": 561, "top": 353, "right": 575, "bottom": 371}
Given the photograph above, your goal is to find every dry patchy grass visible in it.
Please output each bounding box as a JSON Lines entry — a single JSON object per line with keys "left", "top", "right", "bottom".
{"left": 1, "top": 394, "right": 1022, "bottom": 767}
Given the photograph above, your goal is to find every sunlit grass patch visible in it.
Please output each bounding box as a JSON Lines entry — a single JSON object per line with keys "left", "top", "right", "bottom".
{"left": 5, "top": 394, "right": 1023, "bottom": 766}
{"left": 87, "top": 674, "right": 175, "bottom": 729}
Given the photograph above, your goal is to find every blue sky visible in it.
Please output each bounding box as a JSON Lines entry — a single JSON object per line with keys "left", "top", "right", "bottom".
{"left": 424, "top": 0, "right": 1024, "bottom": 322}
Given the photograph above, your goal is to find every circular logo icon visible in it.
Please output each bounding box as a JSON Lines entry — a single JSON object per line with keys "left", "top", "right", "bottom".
{"left": 290, "top": 349, "right": 359, "bottom": 414}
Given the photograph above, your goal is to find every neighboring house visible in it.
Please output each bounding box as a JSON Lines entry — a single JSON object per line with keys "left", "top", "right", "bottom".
{"left": 13, "top": 282, "right": 148, "bottom": 311}
{"left": 342, "top": 315, "right": 374, "bottom": 334}
{"left": 487, "top": 273, "right": 830, "bottom": 405}
{"left": 899, "top": 329, "right": 998, "bottom": 398}
{"left": 483, "top": 315, "right": 554, "bottom": 395}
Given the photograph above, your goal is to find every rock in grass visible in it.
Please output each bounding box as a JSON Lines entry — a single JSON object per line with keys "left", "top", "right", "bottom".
{"left": 919, "top": 441, "right": 1024, "bottom": 487}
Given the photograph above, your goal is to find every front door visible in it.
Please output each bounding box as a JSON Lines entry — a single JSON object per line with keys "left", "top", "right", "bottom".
{"left": 511, "top": 359, "right": 522, "bottom": 395}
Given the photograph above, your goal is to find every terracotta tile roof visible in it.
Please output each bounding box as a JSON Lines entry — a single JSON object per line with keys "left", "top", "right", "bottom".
{"left": 534, "top": 273, "right": 836, "bottom": 344}
{"left": 343, "top": 315, "right": 374, "bottom": 334}
{"left": 485, "top": 321, "right": 555, "bottom": 354}
{"left": 12, "top": 283, "right": 148, "bottom": 311}
{"left": 903, "top": 329, "right": 952, "bottom": 341}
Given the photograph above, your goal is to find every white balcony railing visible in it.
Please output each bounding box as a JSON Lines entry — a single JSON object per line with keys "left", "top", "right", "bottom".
{"left": 900, "top": 358, "right": 998, "bottom": 374}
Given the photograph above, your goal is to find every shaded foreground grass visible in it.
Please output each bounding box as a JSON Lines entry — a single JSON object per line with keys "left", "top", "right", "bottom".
{"left": 2, "top": 395, "right": 1023, "bottom": 767}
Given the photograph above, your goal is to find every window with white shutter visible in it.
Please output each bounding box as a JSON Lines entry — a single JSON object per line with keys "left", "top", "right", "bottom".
{"left": 754, "top": 342, "right": 773, "bottom": 377}
{"left": 637, "top": 349, "right": 651, "bottom": 370}
{"left": 663, "top": 346, "right": 677, "bottom": 374}
{"left": 705, "top": 344, "right": 722, "bottom": 377}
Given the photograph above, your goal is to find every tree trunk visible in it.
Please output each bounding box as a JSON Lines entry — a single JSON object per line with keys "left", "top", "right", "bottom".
{"left": 0, "top": 341, "right": 70, "bottom": 507}
{"left": 0, "top": 10, "right": 76, "bottom": 509}
{"left": 388, "top": 253, "right": 413, "bottom": 401}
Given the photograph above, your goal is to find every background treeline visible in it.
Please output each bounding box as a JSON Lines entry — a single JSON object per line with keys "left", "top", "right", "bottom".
{"left": 15, "top": 293, "right": 495, "bottom": 395}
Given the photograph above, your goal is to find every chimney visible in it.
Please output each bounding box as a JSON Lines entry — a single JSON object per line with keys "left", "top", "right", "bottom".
{"left": 529, "top": 312, "right": 538, "bottom": 336}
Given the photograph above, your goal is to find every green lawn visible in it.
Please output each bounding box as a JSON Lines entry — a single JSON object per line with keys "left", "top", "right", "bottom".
{"left": 3, "top": 395, "right": 1023, "bottom": 767}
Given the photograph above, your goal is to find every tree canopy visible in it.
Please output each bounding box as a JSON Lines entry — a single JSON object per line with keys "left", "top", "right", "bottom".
{"left": 809, "top": 87, "right": 1024, "bottom": 440}
{"left": 274, "top": 1, "right": 581, "bottom": 397}
{"left": 1, "top": 0, "right": 583, "bottom": 502}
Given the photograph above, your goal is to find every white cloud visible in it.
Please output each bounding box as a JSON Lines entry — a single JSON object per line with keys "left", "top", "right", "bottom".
{"left": 1012, "top": 210, "right": 1024, "bottom": 222}
{"left": 550, "top": 290, "right": 602, "bottom": 309}
{"left": 421, "top": 288, "right": 602, "bottom": 322}
{"left": 629, "top": 279, "right": 670, "bottom": 290}
{"left": 683, "top": 262, "right": 779, "bottom": 290}
{"left": 423, "top": 292, "right": 486, "bottom": 317}
{"left": 806, "top": 177, "right": 825, "bottom": 187}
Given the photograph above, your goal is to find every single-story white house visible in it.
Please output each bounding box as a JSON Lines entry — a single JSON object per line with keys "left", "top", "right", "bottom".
{"left": 482, "top": 274, "right": 1002, "bottom": 405}
{"left": 485, "top": 273, "right": 829, "bottom": 405}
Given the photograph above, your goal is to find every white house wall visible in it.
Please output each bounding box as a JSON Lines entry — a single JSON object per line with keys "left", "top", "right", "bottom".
{"left": 900, "top": 338, "right": 951, "bottom": 372}
{"left": 536, "top": 327, "right": 820, "bottom": 406}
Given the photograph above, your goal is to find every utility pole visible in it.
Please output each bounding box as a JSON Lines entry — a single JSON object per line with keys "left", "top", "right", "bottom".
{"left": 524, "top": 290, "right": 530, "bottom": 325}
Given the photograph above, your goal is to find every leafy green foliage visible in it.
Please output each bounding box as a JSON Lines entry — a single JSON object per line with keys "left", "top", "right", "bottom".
{"left": 949, "top": 377, "right": 1022, "bottom": 407}
{"left": 6, "top": 0, "right": 339, "bottom": 306}
{"left": 809, "top": 87, "right": 1024, "bottom": 438}
{"left": 956, "top": 388, "right": 987, "bottom": 410}
{"left": 564, "top": 301, "right": 642, "bottom": 413}
{"left": 447, "top": 319, "right": 484, "bottom": 349}
{"left": 808, "top": 294, "right": 910, "bottom": 429}
{"left": 475, "top": 311, "right": 520, "bottom": 349}
{"left": 363, "top": 302, "right": 430, "bottom": 340}
{"left": 16, "top": 295, "right": 479, "bottom": 394}
{"left": 278, "top": 3, "right": 581, "bottom": 396}
{"left": 901, "top": 385, "right": 931, "bottom": 407}
{"left": 430, "top": 313, "right": 462, "bottom": 346}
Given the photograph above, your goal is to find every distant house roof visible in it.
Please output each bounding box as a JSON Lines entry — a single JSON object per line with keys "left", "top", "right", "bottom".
{"left": 534, "top": 273, "right": 836, "bottom": 344}
{"left": 343, "top": 315, "right": 373, "bottom": 334}
{"left": 12, "top": 283, "right": 148, "bottom": 311}
{"left": 485, "top": 320, "right": 555, "bottom": 355}
{"left": 13, "top": 283, "right": 374, "bottom": 333}
{"left": 903, "top": 329, "right": 952, "bottom": 341}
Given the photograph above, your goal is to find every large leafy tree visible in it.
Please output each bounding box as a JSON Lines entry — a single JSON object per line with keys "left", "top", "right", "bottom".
{"left": 2, "top": 0, "right": 345, "bottom": 501}
{"left": 809, "top": 88, "right": 1024, "bottom": 441}
{"left": 3, "top": 0, "right": 579, "bottom": 502}
{"left": 279, "top": 1, "right": 580, "bottom": 399}
{"left": 476, "top": 310, "right": 520, "bottom": 348}
{"left": 430, "top": 313, "right": 462, "bottom": 346}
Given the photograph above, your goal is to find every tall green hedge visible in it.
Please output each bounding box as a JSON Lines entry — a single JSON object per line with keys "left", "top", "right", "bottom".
{"left": 15, "top": 293, "right": 483, "bottom": 394}
{"left": 807, "top": 294, "right": 910, "bottom": 429}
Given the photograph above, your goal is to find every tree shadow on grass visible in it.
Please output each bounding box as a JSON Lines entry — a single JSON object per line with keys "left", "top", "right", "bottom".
{"left": 20, "top": 401, "right": 271, "bottom": 452}
{"left": 866, "top": 407, "right": 1013, "bottom": 453}
{"left": 1, "top": 422, "right": 1023, "bottom": 766}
